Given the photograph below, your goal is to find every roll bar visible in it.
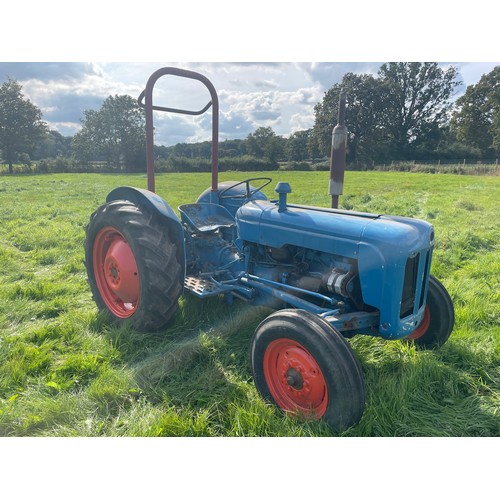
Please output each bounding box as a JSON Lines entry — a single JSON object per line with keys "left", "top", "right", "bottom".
{"left": 138, "top": 67, "right": 219, "bottom": 193}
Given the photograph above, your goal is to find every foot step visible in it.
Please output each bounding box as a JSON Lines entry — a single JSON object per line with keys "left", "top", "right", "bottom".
{"left": 184, "top": 276, "right": 224, "bottom": 297}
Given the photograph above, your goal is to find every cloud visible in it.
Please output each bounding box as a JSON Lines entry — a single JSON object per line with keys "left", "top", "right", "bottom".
{"left": 41, "top": 93, "right": 104, "bottom": 122}
{"left": 1, "top": 61, "right": 496, "bottom": 145}
{"left": 152, "top": 114, "right": 200, "bottom": 146}
{"left": 218, "top": 112, "right": 254, "bottom": 139}
{"left": 254, "top": 79, "right": 280, "bottom": 89}
{"left": 0, "top": 62, "right": 100, "bottom": 82}
{"left": 47, "top": 122, "right": 82, "bottom": 136}
{"left": 18, "top": 79, "right": 106, "bottom": 131}
{"left": 249, "top": 95, "right": 281, "bottom": 122}
{"left": 196, "top": 108, "right": 255, "bottom": 142}
{"left": 299, "top": 62, "right": 382, "bottom": 90}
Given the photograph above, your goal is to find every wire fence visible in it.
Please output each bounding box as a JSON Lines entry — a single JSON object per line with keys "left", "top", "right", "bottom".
{"left": 358, "top": 159, "right": 500, "bottom": 176}
{"left": 386, "top": 159, "right": 499, "bottom": 166}
{"left": 2, "top": 157, "right": 500, "bottom": 176}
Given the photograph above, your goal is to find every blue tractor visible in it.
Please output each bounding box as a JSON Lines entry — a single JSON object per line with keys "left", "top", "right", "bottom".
{"left": 84, "top": 67, "right": 454, "bottom": 431}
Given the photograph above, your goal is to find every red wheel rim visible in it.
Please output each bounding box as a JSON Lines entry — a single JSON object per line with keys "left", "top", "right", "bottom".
{"left": 263, "top": 338, "right": 328, "bottom": 419}
{"left": 408, "top": 305, "right": 431, "bottom": 340}
{"left": 93, "top": 226, "right": 140, "bottom": 318}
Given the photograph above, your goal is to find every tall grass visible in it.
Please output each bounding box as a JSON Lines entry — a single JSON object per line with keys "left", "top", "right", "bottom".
{"left": 0, "top": 171, "right": 498, "bottom": 436}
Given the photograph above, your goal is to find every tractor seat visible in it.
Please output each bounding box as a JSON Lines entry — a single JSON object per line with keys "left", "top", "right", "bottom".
{"left": 178, "top": 203, "right": 235, "bottom": 233}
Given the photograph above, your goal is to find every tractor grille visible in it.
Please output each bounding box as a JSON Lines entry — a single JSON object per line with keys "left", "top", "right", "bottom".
{"left": 400, "top": 254, "right": 420, "bottom": 318}
{"left": 419, "top": 250, "right": 431, "bottom": 309}
{"left": 400, "top": 249, "right": 431, "bottom": 318}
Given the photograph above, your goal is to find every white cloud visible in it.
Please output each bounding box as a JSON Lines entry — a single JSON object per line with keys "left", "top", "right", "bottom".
{"left": 1, "top": 61, "right": 498, "bottom": 146}
{"left": 152, "top": 114, "right": 200, "bottom": 146}
{"left": 300, "top": 62, "right": 381, "bottom": 89}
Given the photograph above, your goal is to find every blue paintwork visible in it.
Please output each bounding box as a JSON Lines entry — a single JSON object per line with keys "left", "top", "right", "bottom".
{"left": 236, "top": 200, "right": 369, "bottom": 258}
{"left": 197, "top": 181, "right": 268, "bottom": 217}
{"left": 179, "top": 203, "right": 235, "bottom": 233}
{"left": 108, "top": 181, "right": 434, "bottom": 340}
{"left": 234, "top": 199, "right": 433, "bottom": 338}
{"left": 357, "top": 215, "right": 433, "bottom": 338}
{"left": 107, "top": 186, "right": 180, "bottom": 221}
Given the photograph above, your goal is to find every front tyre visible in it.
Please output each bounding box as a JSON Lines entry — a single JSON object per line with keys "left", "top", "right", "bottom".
{"left": 406, "top": 275, "right": 454, "bottom": 349}
{"left": 251, "top": 309, "right": 365, "bottom": 432}
{"left": 84, "top": 200, "right": 183, "bottom": 332}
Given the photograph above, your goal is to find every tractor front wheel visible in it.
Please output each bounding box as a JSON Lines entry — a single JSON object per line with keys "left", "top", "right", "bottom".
{"left": 406, "top": 275, "right": 454, "bottom": 349}
{"left": 251, "top": 309, "right": 365, "bottom": 432}
{"left": 84, "top": 200, "right": 183, "bottom": 332}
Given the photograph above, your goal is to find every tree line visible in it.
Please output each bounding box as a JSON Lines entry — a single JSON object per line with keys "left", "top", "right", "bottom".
{"left": 1, "top": 63, "right": 499, "bottom": 174}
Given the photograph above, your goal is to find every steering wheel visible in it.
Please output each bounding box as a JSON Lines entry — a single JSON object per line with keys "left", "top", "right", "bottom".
{"left": 218, "top": 177, "right": 272, "bottom": 200}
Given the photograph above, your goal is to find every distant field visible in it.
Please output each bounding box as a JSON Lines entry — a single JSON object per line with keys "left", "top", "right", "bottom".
{"left": 0, "top": 170, "right": 499, "bottom": 436}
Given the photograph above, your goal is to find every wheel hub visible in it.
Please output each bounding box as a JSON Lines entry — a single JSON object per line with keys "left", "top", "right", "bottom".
{"left": 286, "top": 367, "right": 304, "bottom": 390}
{"left": 110, "top": 265, "right": 119, "bottom": 281}
{"left": 93, "top": 227, "right": 140, "bottom": 318}
{"left": 263, "top": 339, "right": 328, "bottom": 418}
{"left": 103, "top": 238, "right": 139, "bottom": 303}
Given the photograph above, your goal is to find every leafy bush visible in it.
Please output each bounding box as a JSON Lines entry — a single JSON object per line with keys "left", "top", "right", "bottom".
{"left": 220, "top": 155, "right": 277, "bottom": 172}
{"left": 18, "top": 153, "right": 32, "bottom": 166}
{"left": 279, "top": 161, "right": 311, "bottom": 171}
{"left": 310, "top": 161, "right": 330, "bottom": 171}
{"left": 156, "top": 155, "right": 277, "bottom": 173}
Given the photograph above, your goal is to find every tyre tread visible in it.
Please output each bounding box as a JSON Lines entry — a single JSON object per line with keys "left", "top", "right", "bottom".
{"left": 84, "top": 200, "right": 183, "bottom": 332}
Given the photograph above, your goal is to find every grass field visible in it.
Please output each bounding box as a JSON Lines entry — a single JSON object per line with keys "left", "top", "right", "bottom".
{"left": 0, "top": 170, "right": 499, "bottom": 437}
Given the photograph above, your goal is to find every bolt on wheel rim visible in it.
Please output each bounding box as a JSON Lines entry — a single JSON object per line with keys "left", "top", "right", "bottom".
{"left": 93, "top": 227, "right": 140, "bottom": 318}
{"left": 263, "top": 338, "right": 328, "bottom": 419}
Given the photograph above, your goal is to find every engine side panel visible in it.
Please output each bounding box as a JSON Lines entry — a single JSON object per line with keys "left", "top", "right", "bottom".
{"left": 236, "top": 200, "right": 369, "bottom": 259}
{"left": 236, "top": 200, "right": 435, "bottom": 338}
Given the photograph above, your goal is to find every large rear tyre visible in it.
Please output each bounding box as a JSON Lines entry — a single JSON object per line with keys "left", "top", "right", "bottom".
{"left": 406, "top": 275, "right": 454, "bottom": 349}
{"left": 250, "top": 309, "right": 365, "bottom": 432}
{"left": 84, "top": 200, "right": 183, "bottom": 332}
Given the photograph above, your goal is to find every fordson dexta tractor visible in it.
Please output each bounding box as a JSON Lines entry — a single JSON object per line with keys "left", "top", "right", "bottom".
{"left": 84, "top": 67, "right": 454, "bottom": 432}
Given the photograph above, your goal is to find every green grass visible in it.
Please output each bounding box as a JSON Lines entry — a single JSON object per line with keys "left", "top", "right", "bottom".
{"left": 0, "top": 171, "right": 499, "bottom": 436}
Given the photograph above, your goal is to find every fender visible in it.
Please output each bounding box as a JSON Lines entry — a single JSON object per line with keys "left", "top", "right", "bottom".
{"left": 106, "top": 186, "right": 186, "bottom": 284}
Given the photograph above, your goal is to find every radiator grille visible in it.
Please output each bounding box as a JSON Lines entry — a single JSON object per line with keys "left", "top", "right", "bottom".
{"left": 419, "top": 250, "right": 431, "bottom": 309}
{"left": 400, "top": 254, "right": 420, "bottom": 318}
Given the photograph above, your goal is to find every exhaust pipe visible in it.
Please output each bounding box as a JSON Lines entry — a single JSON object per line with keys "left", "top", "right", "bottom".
{"left": 329, "top": 94, "right": 347, "bottom": 209}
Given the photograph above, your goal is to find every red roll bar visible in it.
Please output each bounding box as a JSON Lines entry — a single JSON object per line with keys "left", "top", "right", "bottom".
{"left": 138, "top": 67, "right": 219, "bottom": 193}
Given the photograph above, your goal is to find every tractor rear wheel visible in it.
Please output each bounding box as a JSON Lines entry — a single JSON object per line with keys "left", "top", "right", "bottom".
{"left": 84, "top": 200, "right": 183, "bottom": 332}
{"left": 406, "top": 275, "right": 454, "bottom": 349}
{"left": 250, "top": 309, "right": 365, "bottom": 432}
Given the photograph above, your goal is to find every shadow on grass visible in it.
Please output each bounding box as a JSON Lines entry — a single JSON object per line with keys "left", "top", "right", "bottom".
{"left": 87, "top": 296, "right": 500, "bottom": 437}
{"left": 91, "top": 297, "right": 293, "bottom": 432}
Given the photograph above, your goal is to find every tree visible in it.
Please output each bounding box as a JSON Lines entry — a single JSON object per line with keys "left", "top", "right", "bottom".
{"left": 34, "top": 129, "right": 73, "bottom": 160}
{"left": 246, "top": 126, "right": 282, "bottom": 163}
{"left": 285, "top": 129, "right": 312, "bottom": 161}
{"left": 219, "top": 138, "right": 247, "bottom": 158}
{"left": 311, "top": 63, "right": 461, "bottom": 164}
{"left": 377, "top": 62, "right": 460, "bottom": 159}
{"left": 0, "top": 78, "right": 47, "bottom": 173}
{"left": 451, "top": 66, "right": 500, "bottom": 157}
{"left": 72, "top": 94, "right": 146, "bottom": 170}
{"left": 311, "top": 73, "right": 386, "bottom": 164}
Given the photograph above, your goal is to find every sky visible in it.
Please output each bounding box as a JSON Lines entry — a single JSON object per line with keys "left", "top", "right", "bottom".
{"left": 1, "top": 61, "right": 498, "bottom": 147}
